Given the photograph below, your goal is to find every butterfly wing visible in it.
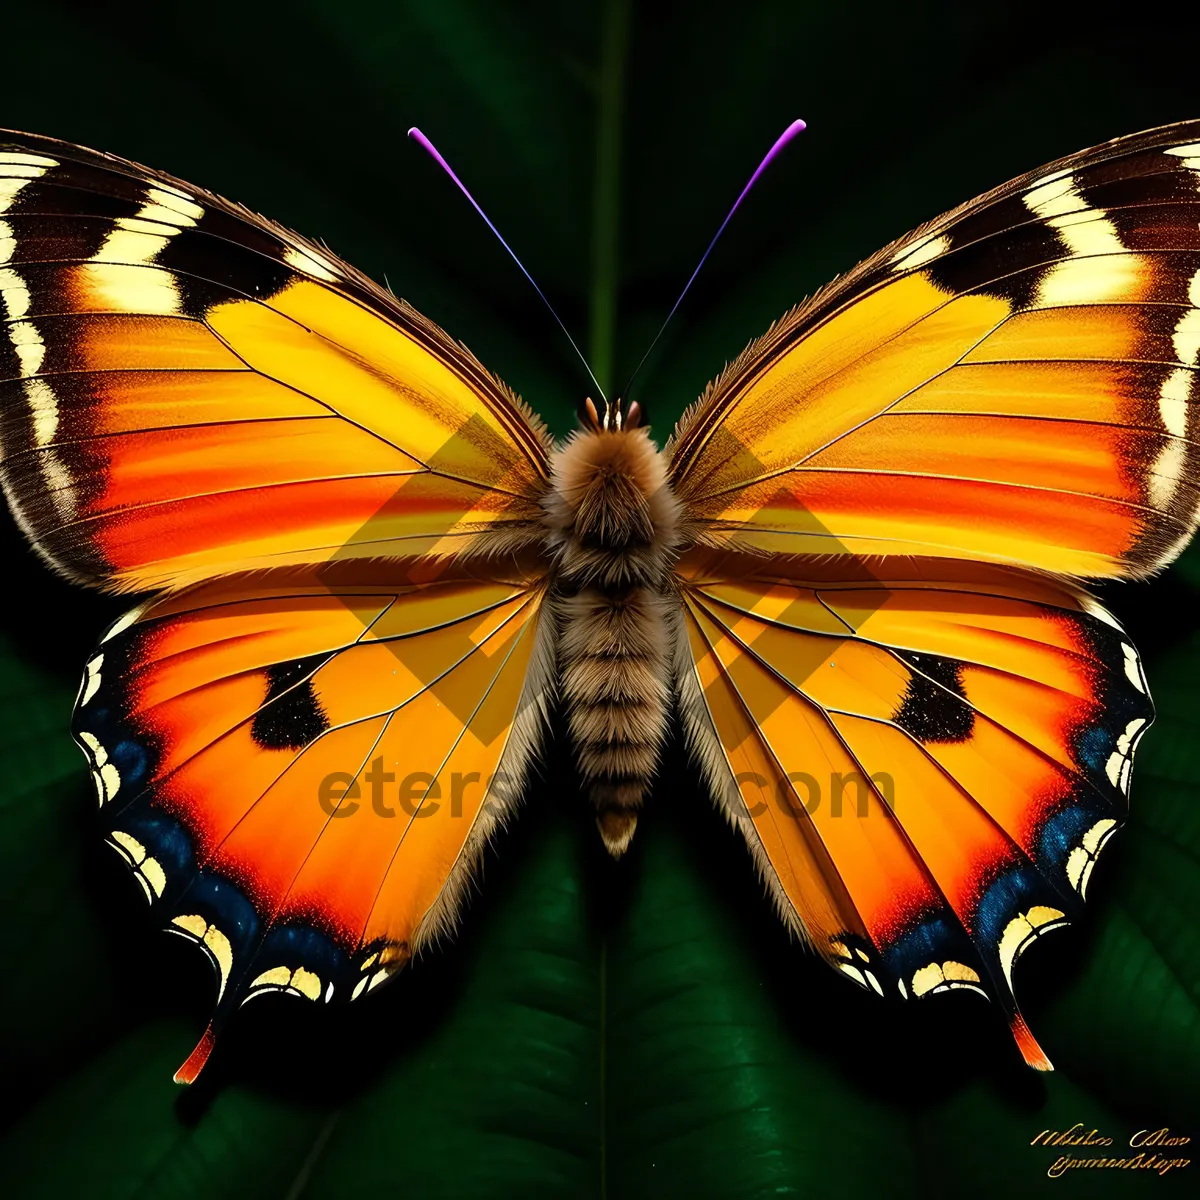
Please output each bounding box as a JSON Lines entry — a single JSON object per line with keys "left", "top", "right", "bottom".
{"left": 667, "top": 121, "right": 1200, "bottom": 579}
{"left": 0, "top": 131, "right": 561, "bottom": 1079}
{"left": 75, "top": 559, "right": 552, "bottom": 1081}
{"left": 667, "top": 122, "right": 1200, "bottom": 1065}
{"left": 0, "top": 130, "right": 551, "bottom": 593}
{"left": 672, "top": 552, "right": 1150, "bottom": 1068}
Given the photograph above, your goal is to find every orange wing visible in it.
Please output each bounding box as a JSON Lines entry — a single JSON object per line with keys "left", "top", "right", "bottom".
{"left": 0, "top": 129, "right": 563, "bottom": 1080}
{"left": 74, "top": 559, "right": 552, "bottom": 1081}
{"left": 667, "top": 121, "right": 1200, "bottom": 579}
{"left": 0, "top": 131, "right": 550, "bottom": 593}
{"left": 673, "top": 552, "right": 1150, "bottom": 1068}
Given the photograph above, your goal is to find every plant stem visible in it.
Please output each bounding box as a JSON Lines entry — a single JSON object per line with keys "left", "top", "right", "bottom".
{"left": 589, "top": 0, "right": 630, "bottom": 400}
{"left": 598, "top": 934, "right": 608, "bottom": 1200}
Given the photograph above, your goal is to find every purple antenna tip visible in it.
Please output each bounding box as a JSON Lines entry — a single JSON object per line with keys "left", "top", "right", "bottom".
{"left": 408, "top": 126, "right": 607, "bottom": 400}
{"left": 622, "top": 118, "right": 808, "bottom": 397}
{"left": 669, "top": 118, "right": 806, "bottom": 313}
{"left": 409, "top": 120, "right": 809, "bottom": 407}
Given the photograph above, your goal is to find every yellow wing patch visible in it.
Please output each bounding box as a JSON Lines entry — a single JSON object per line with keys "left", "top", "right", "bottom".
{"left": 0, "top": 131, "right": 551, "bottom": 593}
{"left": 670, "top": 121, "right": 1200, "bottom": 579}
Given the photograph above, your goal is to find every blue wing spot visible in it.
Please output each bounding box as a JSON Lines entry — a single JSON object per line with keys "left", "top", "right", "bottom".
{"left": 189, "top": 873, "right": 262, "bottom": 949}
{"left": 260, "top": 923, "right": 348, "bottom": 981}
{"left": 879, "top": 911, "right": 982, "bottom": 988}
{"left": 1075, "top": 724, "right": 1113, "bottom": 775}
{"left": 121, "top": 808, "right": 196, "bottom": 879}
{"left": 973, "top": 864, "right": 1058, "bottom": 955}
{"left": 1036, "top": 805, "right": 1100, "bottom": 879}
{"left": 108, "top": 738, "right": 151, "bottom": 792}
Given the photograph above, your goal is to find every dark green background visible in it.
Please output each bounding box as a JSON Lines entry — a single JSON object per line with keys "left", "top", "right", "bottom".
{"left": 1, "top": 1, "right": 1198, "bottom": 1196}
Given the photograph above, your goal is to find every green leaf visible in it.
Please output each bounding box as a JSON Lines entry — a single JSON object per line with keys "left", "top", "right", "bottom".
{"left": 2, "top": 1, "right": 1199, "bottom": 1196}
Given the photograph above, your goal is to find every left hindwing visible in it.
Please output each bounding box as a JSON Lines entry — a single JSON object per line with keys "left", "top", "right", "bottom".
{"left": 74, "top": 560, "right": 552, "bottom": 1081}
{"left": 668, "top": 120, "right": 1200, "bottom": 580}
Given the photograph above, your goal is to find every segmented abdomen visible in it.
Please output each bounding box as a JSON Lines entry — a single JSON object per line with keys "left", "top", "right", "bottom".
{"left": 557, "top": 586, "right": 671, "bottom": 856}
{"left": 543, "top": 424, "right": 682, "bottom": 856}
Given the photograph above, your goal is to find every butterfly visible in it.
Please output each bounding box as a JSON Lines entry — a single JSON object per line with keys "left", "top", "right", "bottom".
{"left": 1, "top": 119, "right": 1197, "bottom": 1085}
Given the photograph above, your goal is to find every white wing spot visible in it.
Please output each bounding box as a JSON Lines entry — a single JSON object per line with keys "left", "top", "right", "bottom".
{"left": 0, "top": 151, "right": 58, "bottom": 167}
{"left": 108, "top": 830, "right": 166, "bottom": 899}
{"left": 1024, "top": 173, "right": 1141, "bottom": 306}
{"left": 246, "top": 965, "right": 323, "bottom": 1002}
{"left": 102, "top": 605, "right": 146, "bottom": 643}
{"left": 284, "top": 245, "right": 340, "bottom": 282}
{"left": 890, "top": 233, "right": 950, "bottom": 272}
{"left": 143, "top": 187, "right": 204, "bottom": 225}
{"left": 838, "top": 961, "right": 868, "bottom": 988}
{"left": 170, "top": 916, "right": 234, "bottom": 1002}
{"left": 1158, "top": 367, "right": 1191, "bottom": 439}
{"left": 911, "top": 960, "right": 983, "bottom": 998}
{"left": 9, "top": 320, "right": 44, "bottom": 376}
{"left": 1165, "top": 142, "right": 1200, "bottom": 170}
{"left": 77, "top": 729, "right": 121, "bottom": 805}
{"left": 1148, "top": 439, "right": 1187, "bottom": 512}
{"left": 1067, "top": 818, "right": 1120, "bottom": 899}
{"left": 0, "top": 155, "right": 54, "bottom": 214}
{"left": 1174, "top": 309, "right": 1200, "bottom": 368}
{"left": 84, "top": 183, "right": 203, "bottom": 315}
{"left": 998, "top": 907, "right": 1068, "bottom": 991}
{"left": 1152, "top": 263, "right": 1200, "bottom": 557}
{"left": 1122, "top": 642, "right": 1146, "bottom": 693}
{"left": 1078, "top": 593, "right": 1123, "bottom": 630}
{"left": 1024, "top": 175, "right": 1084, "bottom": 218}
{"left": 81, "top": 653, "right": 104, "bottom": 706}
{"left": 0, "top": 265, "right": 29, "bottom": 319}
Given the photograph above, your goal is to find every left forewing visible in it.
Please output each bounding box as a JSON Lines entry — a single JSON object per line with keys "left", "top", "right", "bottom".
{"left": 0, "top": 129, "right": 551, "bottom": 593}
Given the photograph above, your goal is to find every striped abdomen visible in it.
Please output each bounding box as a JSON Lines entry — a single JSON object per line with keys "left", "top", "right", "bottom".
{"left": 544, "top": 424, "right": 681, "bottom": 856}
{"left": 558, "top": 586, "right": 672, "bottom": 854}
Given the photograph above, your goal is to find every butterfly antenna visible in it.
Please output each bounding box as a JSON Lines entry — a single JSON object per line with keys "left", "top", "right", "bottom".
{"left": 622, "top": 118, "right": 807, "bottom": 400}
{"left": 408, "top": 127, "right": 607, "bottom": 403}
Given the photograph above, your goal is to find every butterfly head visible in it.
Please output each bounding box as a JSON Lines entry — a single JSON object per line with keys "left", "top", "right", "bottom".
{"left": 581, "top": 397, "right": 643, "bottom": 433}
